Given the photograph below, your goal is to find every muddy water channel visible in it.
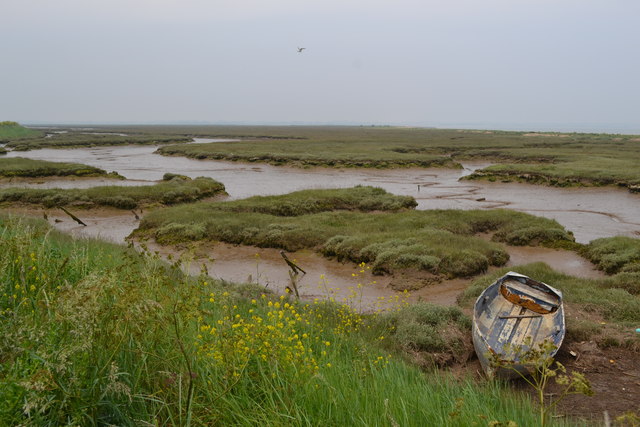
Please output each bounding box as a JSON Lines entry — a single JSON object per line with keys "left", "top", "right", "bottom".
{"left": 4, "top": 140, "right": 623, "bottom": 308}
{"left": 5, "top": 141, "right": 640, "bottom": 243}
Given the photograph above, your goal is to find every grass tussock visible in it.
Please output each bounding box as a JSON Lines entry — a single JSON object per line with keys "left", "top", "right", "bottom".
{"left": 374, "top": 304, "right": 473, "bottom": 368}
{"left": 135, "top": 187, "right": 574, "bottom": 279}
{"left": 0, "top": 157, "right": 115, "bottom": 178}
{"left": 583, "top": 236, "right": 640, "bottom": 274}
{"left": 0, "top": 216, "right": 555, "bottom": 425}
{"left": 0, "top": 176, "right": 226, "bottom": 209}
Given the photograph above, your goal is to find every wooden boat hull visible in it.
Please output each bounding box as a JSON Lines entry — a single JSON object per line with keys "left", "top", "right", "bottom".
{"left": 472, "top": 272, "right": 565, "bottom": 378}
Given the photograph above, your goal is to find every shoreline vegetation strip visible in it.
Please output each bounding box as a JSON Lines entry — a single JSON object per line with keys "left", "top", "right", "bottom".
{"left": 0, "top": 157, "right": 117, "bottom": 178}
{"left": 0, "top": 175, "right": 226, "bottom": 209}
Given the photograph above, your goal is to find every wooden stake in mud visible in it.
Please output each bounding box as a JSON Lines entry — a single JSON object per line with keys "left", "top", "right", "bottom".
{"left": 280, "top": 250, "right": 306, "bottom": 299}
{"left": 59, "top": 206, "right": 87, "bottom": 226}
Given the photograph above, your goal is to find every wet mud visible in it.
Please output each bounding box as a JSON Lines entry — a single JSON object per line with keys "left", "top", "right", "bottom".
{"left": 7, "top": 203, "right": 601, "bottom": 308}
{"left": 137, "top": 238, "right": 604, "bottom": 310}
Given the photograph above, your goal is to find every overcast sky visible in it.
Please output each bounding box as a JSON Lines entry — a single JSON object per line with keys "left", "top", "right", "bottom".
{"left": 2, "top": 0, "right": 639, "bottom": 132}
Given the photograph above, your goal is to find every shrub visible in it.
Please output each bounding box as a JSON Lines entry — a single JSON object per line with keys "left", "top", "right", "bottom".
{"left": 162, "top": 172, "right": 190, "bottom": 181}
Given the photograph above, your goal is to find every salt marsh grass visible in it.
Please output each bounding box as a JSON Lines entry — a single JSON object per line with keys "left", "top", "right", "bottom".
{"left": 0, "top": 175, "right": 225, "bottom": 209}
{"left": 136, "top": 187, "right": 573, "bottom": 279}
{"left": 0, "top": 157, "right": 113, "bottom": 178}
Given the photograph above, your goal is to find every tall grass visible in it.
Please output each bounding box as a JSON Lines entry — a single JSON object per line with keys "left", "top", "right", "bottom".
{"left": 0, "top": 215, "right": 570, "bottom": 425}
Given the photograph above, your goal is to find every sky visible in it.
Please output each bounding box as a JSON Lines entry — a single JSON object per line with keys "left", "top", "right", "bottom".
{"left": 2, "top": 0, "right": 639, "bottom": 132}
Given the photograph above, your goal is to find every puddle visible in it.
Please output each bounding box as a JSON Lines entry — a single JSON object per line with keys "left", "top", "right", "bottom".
{"left": 506, "top": 245, "right": 604, "bottom": 279}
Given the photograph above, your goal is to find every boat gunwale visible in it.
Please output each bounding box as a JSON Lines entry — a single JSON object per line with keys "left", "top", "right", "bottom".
{"left": 472, "top": 271, "right": 566, "bottom": 376}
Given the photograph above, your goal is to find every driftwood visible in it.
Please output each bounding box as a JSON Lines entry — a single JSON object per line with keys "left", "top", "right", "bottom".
{"left": 280, "top": 251, "right": 306, "bottom": 274}
{"left": 280, "top": 251, "right": 306, "bottom": 299}
{"left": 131, "top": 210, "right": 140, "bottom": 220}
{"left": 59, "top": 206, "right": 87, "bottom": 226}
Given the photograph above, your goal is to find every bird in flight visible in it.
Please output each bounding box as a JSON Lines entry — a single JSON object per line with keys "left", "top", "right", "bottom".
{"left": 297, "top": 47, "right": 306, "bottom": 53}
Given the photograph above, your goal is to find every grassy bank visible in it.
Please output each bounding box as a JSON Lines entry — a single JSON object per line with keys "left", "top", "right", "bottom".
{"left": 157, "top": 138, "right": 460, "bottom": 168}
{"left": 2, "top": 124, "right": 190, "bottom": 151}
{"left": 0, "top": 175, "right": 226, "bottom": 209}
{"left": 463, "top": 158, "right": 640, "bottom": 192}
{"left": 134, "top": 187, "right": 574, "bottom": 280}
{"left": 7, "top": 134, "right": 192, "bottom": 151}
{"left": 0, "top": 157, "right": 116, "bottom": 179}
{"left": 0, "top": 215, "right": 557, "bottom": 425}
{"left": 0, "top": 121, "right": 42, "bottom": 141}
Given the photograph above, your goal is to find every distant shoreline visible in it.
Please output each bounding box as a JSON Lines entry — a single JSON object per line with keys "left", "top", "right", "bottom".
{"left": 21, "top": 122, "right": 640, "bottom": 135}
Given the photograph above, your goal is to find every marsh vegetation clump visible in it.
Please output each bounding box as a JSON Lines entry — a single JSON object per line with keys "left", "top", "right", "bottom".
{"left": 584, "top": 236, "right": 640, "bottom": 274}
{"left": 375, "top": 303, "right": 473, "bottom": 368}
{"left": 0, "top": 176, "right": 226, "bottom": 209}
{"left": 136, "top": 187, "right": 574, "bottom": 280}
{"left": 0, "top": 157, "right": 114, "bottom": 178}
{"left": 216, "top": 186, "right": 417, "bottom": 216}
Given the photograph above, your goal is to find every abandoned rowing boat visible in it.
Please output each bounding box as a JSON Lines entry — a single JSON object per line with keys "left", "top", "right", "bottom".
{"left": 472, "top": 272, "right": 565, "bottom": 377}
